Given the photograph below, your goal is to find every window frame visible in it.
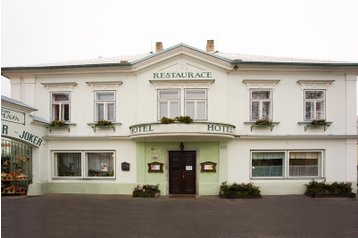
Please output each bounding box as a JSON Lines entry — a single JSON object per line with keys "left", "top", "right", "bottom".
{"left": 303, "top": 89, "right": 326, "bottom": 121}
{"left": 288, "top": 151, "right": 322, "bottom": 178}
{"left": 184, "top": 88, "right": 208, "bottom": 121}
{"left": 157, "top": 88, "right": 181, "bottom": 120}
{"left": 249, "top": 89, "right": 272, "bottom": 121}
{"left": 251, "top": 151, "right": 285, "bottom": 178}
{"left": 250, "top": 150, "right": 324, "bottom": 179}
{"left": 50, "top": 92, "right": 71, "bottom": 122}
{"left": 94, "top": 91, "right": 116, "bottom": 122}
{"left": 52, "top": 150, "right": 116, "bottom": 179}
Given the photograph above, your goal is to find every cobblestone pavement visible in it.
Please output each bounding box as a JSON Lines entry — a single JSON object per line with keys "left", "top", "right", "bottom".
{"left": 2, "top": 195, "right": 358, "bottom": 238}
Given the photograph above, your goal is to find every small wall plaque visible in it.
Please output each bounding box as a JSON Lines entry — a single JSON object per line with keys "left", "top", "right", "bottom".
{"left": 200, "top": 161, "right": 217, "bottom": 173}
{"left": 121, "top": 162, "right": 130, "bottom": 171}
{"left": 147, "top": 161, "right": 164, "bottom": 173}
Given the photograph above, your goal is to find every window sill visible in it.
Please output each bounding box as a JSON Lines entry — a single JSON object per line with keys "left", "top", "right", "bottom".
{"left": 87, "top": 122, "right": 122, "bottom": 132}
{"left": 244, "top": 121, "right": 280, "bottom": 131}
{"left": 297, "top": 121, "right": 332, "bottom": 131}
{"left": 52, "top": 177, "right": 116, "bottom": 180}
{"left": 47, "top": 123, "right": 77, "bottom": 133}
{"left": 250, "top": 177, "right": 325, "bottom": 181}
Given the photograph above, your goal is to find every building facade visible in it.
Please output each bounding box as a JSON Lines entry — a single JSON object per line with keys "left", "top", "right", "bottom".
{"left": 2, "top": 42, "right": 358, "bottom": 196}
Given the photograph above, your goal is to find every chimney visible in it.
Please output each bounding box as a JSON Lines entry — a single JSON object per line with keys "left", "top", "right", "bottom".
{"left": 206, "top": 40, "right": 214, "bottom": 52}
{"left": 155, "top": 42, "right": 163, "bottom": 52}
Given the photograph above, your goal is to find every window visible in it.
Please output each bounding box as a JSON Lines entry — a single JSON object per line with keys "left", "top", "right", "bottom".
{"left": 53, "top": 151, "right": 115, "bottom": 179}
{"left": 185, "top": 89, "right": 207, "bottom": 120}
{"left": 250, "top": 90, "right": 272, "bottom": 121}
{"left": 51, "top": 92, "right": 70, "bottom": 121}
{"left": 95, "top": 91, "right": 116, "bottom": 121}
{"left": 251, "top": 150, "right": 323, "bottom": 178}
{"left": 289, "top": 152, "right": 320, "bottom": 177}
{"left": 252, "top": 152, "right": 284, "bottom": 177}
{"left": 54, "top": 152, "right": 82, "bottom": 177}
{"left": 158, "top": 89, "right": 180, "bottom": 119}
{"left": 304, "top": 90, "right": 325, "bottom": 120}
{"left": 86, "top": 152, "right": 114, "bottom": 177}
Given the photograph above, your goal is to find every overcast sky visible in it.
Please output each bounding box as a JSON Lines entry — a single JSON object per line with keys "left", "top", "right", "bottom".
{"left": 2, "top": 0, "right": 358, "bottom": 96}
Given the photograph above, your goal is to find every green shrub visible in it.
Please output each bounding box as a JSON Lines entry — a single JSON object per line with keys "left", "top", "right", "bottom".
{"left": 175, "top": 116, "right": 193, "bottom": 124}
{"left": 160, "top": 117, "right": 175, "bottom": 124}
{"left": 305, "top": 180, "right": 354, "bottom": 197}
{"left": 133, "top": 184, "right": 160, "bottom": 198}
{"left": 219, "top": 182, "right": 261, "bottom": 198}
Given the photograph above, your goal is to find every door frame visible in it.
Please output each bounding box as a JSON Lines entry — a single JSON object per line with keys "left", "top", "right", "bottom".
{"left": 168, "top": 149, "right": 197, "bottom": 195}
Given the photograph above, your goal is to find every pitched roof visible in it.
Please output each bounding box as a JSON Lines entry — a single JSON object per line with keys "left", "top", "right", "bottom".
{"left": 2, "top": 43, "right": 358, "bottom": 70}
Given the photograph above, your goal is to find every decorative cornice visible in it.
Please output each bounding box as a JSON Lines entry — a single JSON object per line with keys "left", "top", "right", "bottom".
{"left": 242, "top": 80, "right": 280, "bottom": 88}
{"left": 41, "top": 82, "right": 78, "bottom": 91}
{"left": 86, "top": 81, "right": 123, "bottom": 90}
{"left": 296, "top": 80, "right": 334, "bottom": 88}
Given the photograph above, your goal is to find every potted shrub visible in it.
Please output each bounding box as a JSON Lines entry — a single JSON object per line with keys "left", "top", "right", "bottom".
{"left": 175, "top": 116, "right": 193, "bottom": 124}
{"left": 95, "top": 120, "right": 113, "bottom": 127}
{"left": 160, "top": 117, "right": 175, "bottom": 124}
{"left": 219, "top": 182, "right": 262, "bottom": 199}
{"left": 311, "top": 119, "right": 327, "bottom": 126}
{"left": 254, "top": 119, "right": 273, "bottom": 126}
{"left": 50, "top": 120, "right": 67, "bottom": 127}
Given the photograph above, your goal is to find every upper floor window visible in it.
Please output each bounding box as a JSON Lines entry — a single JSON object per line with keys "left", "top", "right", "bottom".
{"left": 51, "top": 92, "right": 70, "bottom": 122}
{"left": 250, "top": 89, "right": 272, "bottom": 121}
{"left": 158, "top": 89, "right": 180, "bottom": 119}
{"left": 95, "top": 91, "right": 116, "bottom": 121}
{"left": 185, "top": 89, "right": 207, "bottom": 120}
{"left": 304, "top": 90, "right": 325, "bottom": 120}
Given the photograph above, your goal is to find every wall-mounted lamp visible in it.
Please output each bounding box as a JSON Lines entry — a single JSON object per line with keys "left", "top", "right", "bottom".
{"left": 180, "top": 142, "right": 184, "bottom": 151}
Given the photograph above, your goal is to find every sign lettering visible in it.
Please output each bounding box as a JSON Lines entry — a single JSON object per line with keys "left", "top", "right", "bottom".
{"left": 1, "top": 108, "right": 25, "bottom": 125}
{"left": 153, "top": 72, "right": 212, "bottom": 80}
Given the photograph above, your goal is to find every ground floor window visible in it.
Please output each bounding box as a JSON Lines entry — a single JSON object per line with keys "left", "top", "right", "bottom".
{"left": 252, "top": 152, "right": 284, "bottom": 177}
{"left": 86, "top": 152, "right": 114, "bottom": 177}
{"left": 53, "top": 151, "right": 115, "bottom": 179}
{"left": 251, "top": 150, "right": 322, "bottom": 178}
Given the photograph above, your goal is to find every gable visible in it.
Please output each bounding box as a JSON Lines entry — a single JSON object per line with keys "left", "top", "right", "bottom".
{"left": 132, "top": 44, "right": 232, "bottom": 72}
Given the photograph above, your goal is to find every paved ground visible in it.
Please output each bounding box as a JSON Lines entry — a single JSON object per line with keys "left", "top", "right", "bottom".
{"left": 2, "top": 195, "right": 358, "bottom": 238}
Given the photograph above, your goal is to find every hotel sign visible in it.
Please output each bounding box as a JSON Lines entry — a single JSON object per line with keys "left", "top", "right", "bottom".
{"left": 129, "top": 122, "right": 235, "bottom": 139}
{"left": 1, "top": 108, "right": 25, "bottom": 125}
{"left": 153, "top": 72, "right": 213, "bottom": 80}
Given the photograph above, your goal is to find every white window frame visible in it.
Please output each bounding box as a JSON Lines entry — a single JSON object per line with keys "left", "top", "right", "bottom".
{"left": 184, "top": 88, "right": 208, "bottom": 120}
{"left": 250, "top": 150, "right": 324, "bottom": 179}
{"left": 52, "top": 151, "right": 116, "bottom": 179}
{"left": 250, "top": 151, "right": 285, "bottom": 178}
{"left": 157, "top": 89, "right": 181, "bottom": 119}
{"left": 50, "top": 92, "right": 71, "bottom": 122}
{"left": 53, "top": 151, "right": 82, "bottom": 178}
{"left": 288, "top": 151, "right": 322, "bottom": 178}
{"left": 249, "top": 89, "right": 272, "bottom": 121}
{"left": 303, "top": 89, "right": 326, "bottom": 121}
{"left": 94, "top": 91, "right": 116, "bottom": 122}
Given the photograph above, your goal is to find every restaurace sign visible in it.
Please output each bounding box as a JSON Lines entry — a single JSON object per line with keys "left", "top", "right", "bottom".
{"left": 153, "top": 72, "right": 213, "bottom": 80}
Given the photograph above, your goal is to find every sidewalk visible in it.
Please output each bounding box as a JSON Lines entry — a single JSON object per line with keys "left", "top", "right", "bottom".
{"left": 2, "top": 195, "right": 358, "bottom": 238}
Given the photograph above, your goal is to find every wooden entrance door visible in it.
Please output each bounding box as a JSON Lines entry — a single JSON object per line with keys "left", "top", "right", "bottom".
{"left": 169, "top": 151, "right": 196, "bottom": 194}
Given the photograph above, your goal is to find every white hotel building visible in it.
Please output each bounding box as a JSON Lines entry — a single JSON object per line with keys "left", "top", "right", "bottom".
{"left": 1, "top": 41, "right": 358, "bottom": 196}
